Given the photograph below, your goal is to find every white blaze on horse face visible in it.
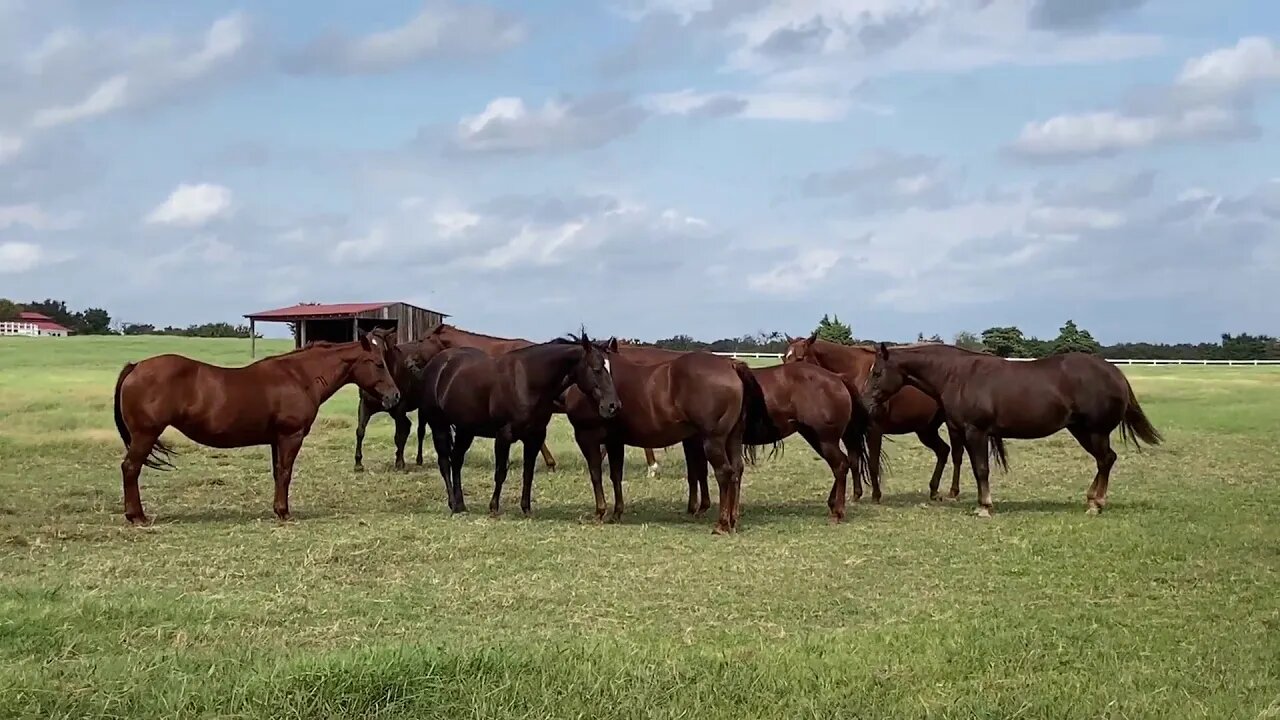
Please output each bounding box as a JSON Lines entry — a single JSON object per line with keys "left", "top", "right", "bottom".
{"left": 784, "top": 348, "right": 793, "bottom": 361}
{"left": 604, "top": 357, "right": 612, "bottom": 376}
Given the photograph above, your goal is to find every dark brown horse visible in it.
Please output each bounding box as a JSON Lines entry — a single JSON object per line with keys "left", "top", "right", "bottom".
{"left": 563, "top": 350, "right": 773, "bottom": 534}
{"left": 113, "top": 329, "right": 401, "bottom": 525}
{"left": 863, "top": 342, "right": 1162, "bottom": 517}
{"left": 617, "top": 343, "right": 871, "bottom": 522}
{"left": 414, "top": 333, "right": 620, "bottom": 516}
{"left": 784, "top": 335, "right": 964, "bottom": 502}
{"left": 416, "top": 323, "right": 566, "bottom": 471}
{"left": 353, "top": 338, "right": 435, "bottom": 472}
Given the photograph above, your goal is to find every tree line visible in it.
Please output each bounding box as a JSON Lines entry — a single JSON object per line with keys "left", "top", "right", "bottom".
{"left": 0, "top": 298, "right": 258, "bottom": 339}
{"left": 4, "top": 297, "right": 1274, "bottom": 358}
{"left": 648, "top": 314, "right": 1280, "bottom": 360}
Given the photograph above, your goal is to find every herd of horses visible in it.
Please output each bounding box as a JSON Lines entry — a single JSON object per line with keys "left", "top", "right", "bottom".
{"left": 112, "top": 323, "right": 1162, "bottom": 533}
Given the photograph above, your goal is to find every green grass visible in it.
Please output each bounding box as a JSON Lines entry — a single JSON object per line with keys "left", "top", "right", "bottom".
{"left": 1, "top": 336, "right": 1278, "bottom": 719}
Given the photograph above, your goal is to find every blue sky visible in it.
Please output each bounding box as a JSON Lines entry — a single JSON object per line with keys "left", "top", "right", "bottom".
{"left": 2, "top": 0, "right": 1278, "bottom": 343}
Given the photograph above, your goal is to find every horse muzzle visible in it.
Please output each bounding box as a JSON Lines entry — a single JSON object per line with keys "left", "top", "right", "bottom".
{"left": 599, "top": 400, "right": 621, "bottom": 419}
{"left": 382, "top": 391, "right": 401, "bottom": 409}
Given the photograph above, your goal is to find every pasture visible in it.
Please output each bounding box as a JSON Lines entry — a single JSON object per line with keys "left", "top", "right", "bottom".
{"left": 1, "top": 336, "right": 1278, "bottom": 719}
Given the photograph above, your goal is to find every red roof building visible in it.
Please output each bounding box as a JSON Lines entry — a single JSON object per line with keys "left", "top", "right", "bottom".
{"left": 243, "top": 301, "right": 448, "bottom": 357}
{"left": 1, "top": 312, "right": 71, "bottom": 337}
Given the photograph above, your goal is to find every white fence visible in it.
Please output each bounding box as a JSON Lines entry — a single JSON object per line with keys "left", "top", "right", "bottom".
{"left": 711, "top": 351, "right": 1280, "bottom": 366}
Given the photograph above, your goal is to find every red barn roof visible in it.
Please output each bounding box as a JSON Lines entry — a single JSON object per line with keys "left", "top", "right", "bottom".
{"left": 18, "top": 311, "right": 70, "bottom": 332}
{"left": 245, "top": 302, "right": 397, "bottom": 320}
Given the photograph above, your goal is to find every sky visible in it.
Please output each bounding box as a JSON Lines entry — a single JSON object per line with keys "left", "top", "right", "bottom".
{"left": 1, "top": 0, "right": 1278, "bottom": 343}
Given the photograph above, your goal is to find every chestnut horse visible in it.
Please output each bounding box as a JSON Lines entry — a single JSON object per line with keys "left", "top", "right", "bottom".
{"left": 784, "top": 335, "right": 964, "bottom": 502}
{"left": 563, "top": 350, "right": 774, "bottom": 534}
{"left": 617, "top": 343, "right": 872, "bottom": 522}
{"left": 353, "top": 338, "right": 435, "bottom": 472}
{"left": 113, "top": 328, "right": 401, "bottom": 525}
{"left": 864, "top": 342, "right": 1161, "bottom": 517}
{"left": 415, "top": 334, "right": 620, "bottom": 516}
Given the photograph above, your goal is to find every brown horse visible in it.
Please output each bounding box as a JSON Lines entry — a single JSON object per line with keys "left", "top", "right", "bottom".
{"left": 863, "top": 342, "right": 1162, "bottom": 517}
{"left": 618, "top": 343, "right": 871, "bottom": 522}
{"left": 422, "top": 324, "right": 665, "bottom": 474}
{"left": 415, "top": 333, "right": 620, "bottom": 516}
{"left": 353, "top": 338, "right": 435, "bottom": 472}
{"left": 416, "top": 324, "right": 567, "bottom": 471}
{"left": 563, "top": 350, "right": 773, "bottom": 534}
{"left": 784, "top": 335, "right": 964, "bottom": 502}
{"left": 113, "top": 328, "right": 401, "bottom": 525}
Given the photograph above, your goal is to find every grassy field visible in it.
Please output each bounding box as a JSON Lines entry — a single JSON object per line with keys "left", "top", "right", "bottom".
{"left": 1, "top": 336, "right": 1278, "bottom": 719}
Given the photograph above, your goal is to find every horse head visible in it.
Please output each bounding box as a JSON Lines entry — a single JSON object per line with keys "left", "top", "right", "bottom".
{"left": 353, "top": 328, "right": 401, "bottom": 409}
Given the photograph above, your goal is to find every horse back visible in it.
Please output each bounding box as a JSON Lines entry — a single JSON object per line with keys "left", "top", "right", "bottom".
{"left": 420, "top": 347, "right": 499, "bottom": 423}
{"left": 754, "top": 363, "right": 852, "bottom": 434}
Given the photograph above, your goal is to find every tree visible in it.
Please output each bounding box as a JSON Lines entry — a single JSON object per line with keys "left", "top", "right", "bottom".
{"left": 76, "top": 307, "right": 114, "bottom": 335}
{"left": 22, "top": 299, "right": 76, "bottom": 329}
{"left": 916, "top": 332, "right": 943, "bottom": 344}
{"left": 954, "top": 330, "right": 985, "bottom": 352}
{"left": 122, "top": 323, "right": 157, "bottom": 335}
{"left": 813, "top": 314, "right": 854, "bottom": 345}
{"left": 1050, "top": 320, "right": 1101, "bottom": 355}
{"left": 0, "top": 298, "right": 20, "bottom": 321}
{"left": 981, "top": 326, "right": 1029, "bottom": 358}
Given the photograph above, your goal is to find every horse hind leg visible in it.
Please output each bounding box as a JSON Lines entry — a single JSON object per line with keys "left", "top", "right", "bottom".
{"left": 393, "top": 413, "right": 412, "bottom": 471}
{"left": 121, "top": 430, "right": 162, "bottom": 526}
{"left": 644, "top": 447, "right": 660, "bottom": 478}
{"left": 703, "top": 437, "right": 737, "bottom": 535}
{"left": 1070, "top": 427, "right": 1117, "bottom": 515}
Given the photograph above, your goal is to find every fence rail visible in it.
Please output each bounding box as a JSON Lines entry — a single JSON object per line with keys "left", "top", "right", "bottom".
{"left": 710, "top": 352, "right": 1280, "bottom": 366}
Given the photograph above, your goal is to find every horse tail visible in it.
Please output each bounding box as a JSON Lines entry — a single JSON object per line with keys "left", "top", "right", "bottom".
{"left": 114, "top": 362, "right": 177, "bottom": 471}
{"left": 988, "top": 435, "right": 1009, "bottom": 472}
{"left": 1119, "top": 378, "right": 1162, "bottom": 449}
{"left": 732, "top": 361, "right": 777, "bottom": 466}
{"left": 842, "top": 390, "right": 875, "bottom": 488}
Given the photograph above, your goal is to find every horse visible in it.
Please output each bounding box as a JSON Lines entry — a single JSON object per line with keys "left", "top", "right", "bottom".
{"left": 863, "top": 342, "right": 1162, "bottom": 517}
{"left": 113, "top": 328, "right": 401, "bottom": 525}
{"left": 617, "top": 343, "right": 871, "bottom": 522}
{"left": 784, "top": 334, "right": 964, "bottom": 502}
{"left": 563, "top": 350, "right": 774, "bottom": 534}
{"left": 353, "top": 338, "right": 436, "bottom": 472}
{"left": 415, "top": 323, "right": 571, "bottom": 472}
{"left": 414, "top": 333, "right": 620, "bottom": 517}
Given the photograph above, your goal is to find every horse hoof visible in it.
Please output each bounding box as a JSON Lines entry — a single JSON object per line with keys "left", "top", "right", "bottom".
{"left": 275, "top": 513, "right": 293, "bottom": 523}
{"left": 1085, "top": 505, "right": 1101, "bottom": 516}
{"left": 452, "top": 505, "right": 468, "bottom": 515}
{"left": 944, "top": 495, "right": 960, "bottom": 502}
{"left": 521, "top": 507, "right": 532, "bottom": 518}
{"left": 828, "top": 514, "right": 844, "bottom": 525}
{"left": 126, "top": 514, "right": 151, "bottom": 527}
{"left": 610, "top": 512, "right": 624, "bottom": 524}
{"left": 712, "top": 524, "right": 732, "bottom": 536}
{"left": 353, "top": 464, "right": 364, "bottom": 473}
{"left": 974, "top": 507, "right": 992, "bottom": 519}
{"left": 647, "top": 464, "right": 659, "bottom": 478}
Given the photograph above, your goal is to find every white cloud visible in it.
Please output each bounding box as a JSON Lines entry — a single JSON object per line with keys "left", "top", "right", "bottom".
{"left": 1011, "top": 37, "right": 1280, "bottom": 161}
{"left": 0, "top": 203, "right": 79, "bottom": 231}
{"left": 1175, "top": 36, "right": 1280, "bottom": 101}
{"left": 285, "top": 1, "right": 524, "bottom": 75}
{"left": 1027, "top": 205, "right": 1126, "bottom": 234}
{"left": 30, "top": 75, "right": 129, "bottom": 129}
{"left": 1011, "top": 106, "right": 1248, "bottom": 159}
{"left": 747, "top": 248, "right": 842, "bottom": 295}
{"left": 14, "top": 13, "right": 251, "bottom": 133}
{"left": 0, "top": 241, "right": 44, "bottom": 273}
{"left": 454, "top": 95, "right": 648, "bottom": 154}
{"left": 144, "top": 183, "right": 233, "bottom": 227}
{"left": 0, "top": 134, "right": 23, "bottom": 164}
{"left": 647, "top": 89, "right": 852, "bottom": 122}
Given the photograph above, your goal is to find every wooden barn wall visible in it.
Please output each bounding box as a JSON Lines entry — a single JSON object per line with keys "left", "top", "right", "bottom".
{"left": 353, "top": 304, "right": 444, "bottom": 342}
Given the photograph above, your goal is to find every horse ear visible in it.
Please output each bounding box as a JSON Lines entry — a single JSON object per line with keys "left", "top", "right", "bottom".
{"left": 606, "top": 337, "right": 619, "bottom": 353}
{"left": 359, "top": 331, "right": 373, "bottom": 351}
{"left": 806, "top": 331, "right": 818, "bottom": 345}
{"left": 877, "top": 342, "right": 890, "bottom": 360}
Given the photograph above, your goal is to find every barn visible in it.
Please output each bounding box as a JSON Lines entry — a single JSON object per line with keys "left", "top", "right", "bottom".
{"left": 243, "top": 302, "right": 449, "bottom": 357}
{"left": 0, "top": 312, "right": 71, "bottom": 338}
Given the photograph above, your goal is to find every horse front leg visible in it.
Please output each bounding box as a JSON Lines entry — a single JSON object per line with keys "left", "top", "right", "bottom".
{"left": 272, "top": 431, "right": 306, "bottom": 521}
{"left": 353, "top": 397, "right": 374, "bottom": 472}
{"left": 415, "top": 413, "right": 428, "bottom": 466}
{"left": 574, "top": 430, "right": 608, "bottom": 521}
{"left": 449, "top": 431, "right": 475, "bottom": 514}
{"left": 392, "top": 412, "right": 411, "bottom": 471}
{"left": 521, "top": 430, "right": 547, "bottom": 517}
{"left": 490, "top": 437, "right": 512, "bottom": 517}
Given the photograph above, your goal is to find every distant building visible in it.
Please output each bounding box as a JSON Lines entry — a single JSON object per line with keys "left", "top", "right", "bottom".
{"left": 0, "top": 312, "right": 71, "bottom": 338}
{"left": 243, "top": 301, "right": 449, "bottom": 357}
